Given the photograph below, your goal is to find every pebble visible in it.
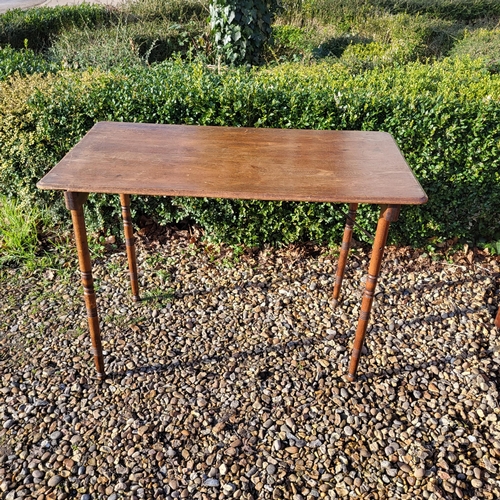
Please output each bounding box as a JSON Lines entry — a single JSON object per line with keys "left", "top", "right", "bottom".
{"left": 223, "top": 483, "right": 236, "bottom": 493}
{"left": 47, "top": 475, "right": 62, "bottom": 487}
{"left": 2, "top": 420, "right": 14, "bottom": 430}
{"left": 471, "top": 479, "right": 483, "bottom": 488}
{"left": 267, "top": 464, "right": 277, "bottom": 475}
{"left": 1, "top": 231, "right": 500, "bottom": 500}
{"left": 414, "top": 468, "right": 425, "bottom": 479}
{"left": 263, "top": 419, "right": 274, "bottom": 429}
{"left": 204, "top": 479, "right": 220, "bottom": 488}
{"left": 49, "top": 431, "right": 62, "bottom": 440}
{"left": 483, "top": 458, "right": 497, "bottom": 474}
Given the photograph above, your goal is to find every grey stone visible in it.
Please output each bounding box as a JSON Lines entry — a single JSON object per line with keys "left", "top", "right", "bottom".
{"left": 48, "top": 475, "right": 63, "bottom": 487}
{"left": 203, "top": 478, "right": 220, "bottom": 487}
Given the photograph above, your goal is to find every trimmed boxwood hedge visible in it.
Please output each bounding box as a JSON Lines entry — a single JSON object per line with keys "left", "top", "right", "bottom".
{"left": 0, "top": 46, "right": 58, "bottom": 80}
{"left": 1, "top": 56, "right": 499, "bottom": 246}
{"left": 0, "top": 5, "right": 111, "bottom": 51}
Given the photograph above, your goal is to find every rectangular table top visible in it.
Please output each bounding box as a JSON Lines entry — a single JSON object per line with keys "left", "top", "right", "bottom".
{"left": 37, "top": 122, "right": 428, "bottom": 205}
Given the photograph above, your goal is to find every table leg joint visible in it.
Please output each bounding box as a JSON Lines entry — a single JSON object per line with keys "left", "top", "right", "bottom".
{"left": 382, "top": 204, "right": 401, "bottom": 222}
{"left": 64, "top": 191, "right": 89, "bottom": 210}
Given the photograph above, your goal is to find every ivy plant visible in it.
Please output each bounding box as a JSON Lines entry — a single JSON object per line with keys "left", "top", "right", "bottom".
{"left": 209, "top": 0, "right": 279, "bottom": 65}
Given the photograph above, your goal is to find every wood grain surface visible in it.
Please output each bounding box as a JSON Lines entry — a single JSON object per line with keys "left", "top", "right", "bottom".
{"left": 37, "top": 122, "right": 428, "bottom": 205}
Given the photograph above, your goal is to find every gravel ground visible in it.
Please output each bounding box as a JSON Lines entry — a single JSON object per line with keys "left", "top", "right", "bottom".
{"left": 1, "top": 224, "right": 500, "bottom": 500}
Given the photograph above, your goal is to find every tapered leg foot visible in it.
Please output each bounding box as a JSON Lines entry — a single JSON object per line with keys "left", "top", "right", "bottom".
{"left": 332, "top": 203, "right": 358, "bottom": 307}
{"left": 347, "top": 204, "right": 400, "bottom": 381}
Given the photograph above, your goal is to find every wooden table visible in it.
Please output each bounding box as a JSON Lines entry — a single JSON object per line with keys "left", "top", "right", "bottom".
{"left": 37, "top": 122, "right": 428, "bottom": 381}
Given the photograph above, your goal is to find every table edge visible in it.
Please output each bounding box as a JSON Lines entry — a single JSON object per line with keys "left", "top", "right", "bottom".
{"left": 35, "top": 183, "right": 429, "bottom": 205}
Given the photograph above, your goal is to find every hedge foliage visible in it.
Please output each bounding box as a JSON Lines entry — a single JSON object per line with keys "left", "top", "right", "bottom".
{"left": 449, "top": 28, "right": 500, "bottom": 74}
{"left": 46, "top": 21, "right": 200, "bottom": 71}
{"left": 0, "top": 46, "right": 58, "bottom": 80}
{"left": 0, "top": 5, "right": 111, "bottom": 51}
{"left": 1, "top": 56, "right": 499, "bottom": 246}
{"left": 372, "top": 0, "right": 500, "bottom": 21}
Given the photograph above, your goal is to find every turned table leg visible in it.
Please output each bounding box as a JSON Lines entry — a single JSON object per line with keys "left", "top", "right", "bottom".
{"left": 347, "top": 204, "right": 400, "bottom": 381}
{"left": 332, "top": 203, "right": 358, "bottom": 307}
{"left": 65, "top": 192, "right": 105, "bottom": 380}
{"left": 120, "top": 194, "right": 140, "bottom": 301}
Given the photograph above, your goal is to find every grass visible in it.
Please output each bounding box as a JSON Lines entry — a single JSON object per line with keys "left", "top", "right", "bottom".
{"left": 141, "top": 286, "right": 175, "bottom": 307}
{"left": 0, "top": 195, "right": 46, "bottom": 269}
{"left": 0, "top": 194, "right": 96, "bottom": 272}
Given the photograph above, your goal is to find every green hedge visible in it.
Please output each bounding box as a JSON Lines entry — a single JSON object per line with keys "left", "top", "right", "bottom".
{"left": 0, "top": 46, "right": 58, "bottom": 80}
{"left": 0, "top": 5, "right": 111, "bottom": 51}
{"left": 1, "top": 57, "right": 499, "bottom": 246}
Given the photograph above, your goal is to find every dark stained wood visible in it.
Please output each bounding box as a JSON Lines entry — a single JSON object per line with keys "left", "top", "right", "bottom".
{"left": 347, "top": 204, "right": 400, "bottom": 381}
{"left": 66, "top": 192, "right": 105, "bottom": 380}
{"left": 37, "top": 122, "right": 428, "bottom": 205}
{"left": 332, "top": 203, "right": 358, "bottom": 306}
{"left": 64, "top": 191, "right": 88, "bottom": 210}
{"left": 120, "top": 194, "right": 140, "bottom": 301}
{"left": 495, "top": 306, "right": 500, "bottom": 328}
